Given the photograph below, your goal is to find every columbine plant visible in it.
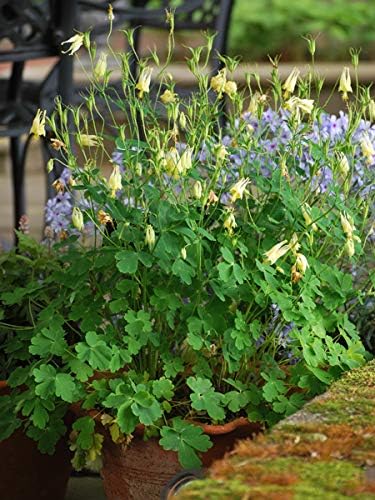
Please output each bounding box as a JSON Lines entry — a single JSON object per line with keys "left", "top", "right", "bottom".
{"left": 2, "top": 12, "right": 374, "bottom": 469}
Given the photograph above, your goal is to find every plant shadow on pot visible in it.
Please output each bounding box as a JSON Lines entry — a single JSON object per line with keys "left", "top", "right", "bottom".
{"left": 101, "top": 418, "right": 261, "bottom": 500}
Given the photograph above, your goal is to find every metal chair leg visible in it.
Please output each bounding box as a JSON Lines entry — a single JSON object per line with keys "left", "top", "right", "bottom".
{"left": 10, "top": 136, "right": 26, "bottom": 231}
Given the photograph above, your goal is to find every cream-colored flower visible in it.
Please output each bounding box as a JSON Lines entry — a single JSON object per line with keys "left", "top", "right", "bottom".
{"left": 336, "top": 152, "right": 350, "bottom": 178}
{"left": 72, "top": 207, "right": 84, "bottom": 231}
{"left": 145, "top": 224, "right": 156, "bottom": 249}
{"left": 289, "top": 233, "right": 301, "bottom": 256}
{"left": 108, "top": 165, "right": 122, "bottom": 197}
{"left": 216, "top": 144, "right": 228, "bottom": 161}
{"left": 136, "top": 67, "right": 153, "bottom": 98}
{"left": 301, "top": 203, "right": 318, "bottom": 232}
{"left": 179, "top": 111, "right": 187, "bottom": 129}
{"left": 178, "top": 147, "right": 193, "bottom": 174}
{"left": 30, "top": 109, "right": 46, "bottom": 137}
{"left": 295, "top": 253, "right": 309, "bottom": 274}
{"left": 248, "top": 92, "right": 260, "bottom": 114}
{"left": 340, "top": 212, "right": 355, "bottom": 238}
{"left": 360, "top": 133, "right": 375, "bottom": 164}
{"left": 338, "top": 67, "right": 352, "bottom": 101}
{"left": 223, "top": 211, "right": 237, "bottom": 236}
{"left": 80, "top": 134, "right": 101, "bottom": 147}
{"left": 180, "top": 247, "right": 187, "bottom": 260}
{"left": 210, "top": 69, "right": 227, "bottom": 96}
{"left": 230, "top": 178, "right": 250, "bottom": 203}
{"left": 224, "top": 80, "right": 237, "bottom": 98}
{"left": 285, "top": 97, "right": 314, "bottom": 115}
{"left": 94, "top": 52, "right": 108, "bottom": 81}
{"left": 344, "top": 237, "right": 355, "bottom": 258}
{"left": 165, "top": 147, "right": 180, "bottom": 178}
{"left": 264, "top": 240, "right": 290, "bottom": 265}
{"left": 160, "top": 89, "right": 176, "bottom": 104}
{"left": 282, "top": 67, "right": 300, "bottom": 96}
{"left": 61, "top": 33, "right": 84, "bottom": 55}
{"left": 193, "top": 180, "right": 202, "bottom": 200}
{"left": 368, "top": 99, "right": 375, "bottom": 122}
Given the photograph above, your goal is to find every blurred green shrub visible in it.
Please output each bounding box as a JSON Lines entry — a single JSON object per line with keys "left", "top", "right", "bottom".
{"left": 229, "top": 0, "right": 375, "bottom": 61}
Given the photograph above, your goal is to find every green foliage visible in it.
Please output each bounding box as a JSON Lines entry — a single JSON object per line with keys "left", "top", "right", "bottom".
{"left": 229, "top": 0, "right": 375, "bottom": 61}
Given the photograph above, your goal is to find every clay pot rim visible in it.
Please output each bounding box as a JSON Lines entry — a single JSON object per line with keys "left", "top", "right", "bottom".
{"left": 70, "top": 402, "right": 261, "bottom": 436}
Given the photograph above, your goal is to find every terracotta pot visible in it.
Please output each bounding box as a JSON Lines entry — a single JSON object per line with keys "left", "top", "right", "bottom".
{"left": 0, "top": 380, "right": 72, "bottom": 500}
{"left": 101, "top": 417, "right": 261, "bottom": 500}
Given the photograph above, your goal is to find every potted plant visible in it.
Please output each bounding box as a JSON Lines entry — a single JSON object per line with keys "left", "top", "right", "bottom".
{"left": 1, "top": 14, "right": 374, "bottom": 500}
{"left": 0, "top": 225, "right": 72, "bottom": 500}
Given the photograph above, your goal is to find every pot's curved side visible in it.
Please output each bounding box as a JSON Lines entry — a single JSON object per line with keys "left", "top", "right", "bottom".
{"left": 101, "top": 418, "right": 262, "bottom": 500}
{"left": 0, "top": 380, "right": 72, "bottom": 500}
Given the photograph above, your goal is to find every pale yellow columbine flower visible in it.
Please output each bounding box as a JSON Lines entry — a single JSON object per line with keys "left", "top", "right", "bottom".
{"left": 285, "top": 97, "right": 314, "bottom": 115}
{"left": 224, "top": 80, "right": 237, "bottom": 98}
{"left": 61, "top": 33, "right": 84, "bottom": 55}
{"left": 30, "top": 109, "right": 46, "bottom": 137}
{"left": 223, "top": 211, "right": 237, "bottom": 236}
{"left": 210, "top": 69, "right": 227, "bottom": 97}
{"left": 338, "top": 67, "right": 352, "bottom": 101}
{"left": 136, "top": 67, "right": 153, "bottom": 98}
{"left": 72, "top": 207, "right": 84, "bottom": 231}
{"left": 165, "top": 147, "right": 180, "bottom": 178}
{"left": 94, "top": 52, "right": 108, "bottom": 81}
{"left": 107, "top": 165, "right": 122, "bottom": 197}
{"left": 230, "top": 178, "right": 251, "bottom": 203}
{"left": 301, "top": 203, "right": 318, "bottom": 232}
{"left": 282, "top": 67, "right": 300, "bottom": 96}
{"left": 345, "top": 237, "right": 355, "bottom": 258}
{"left": 178, "top": 147, "right": 193, "bottom": 174}
{"left": 179, "top": 111, "right": 187, "bottom": 130}
{"left": 340, "top": 212, "right": 355, "bottom": 238}
{"left": 368, "top": 99, "right": 375, "bottom": 122}
{"left": 145, "top": 224, "right": 156, "bottom": 250}
{"left": 193, "top": 180, "right": 202, "bottom": 200}
{"left": 80, "top": 134, "right": 101, "bottom": 147}
{"left": 216, "top": 144, "right": 228, "bottom": 161}
{"left": 289, "top": 233, "right": 301, "bottom": 256}
{"left": 360, "top": 133, "right": 375, "bottom": 164}
{"left": 336, "top": 152, "right": 350, "bottom": 178}
{"left": 180, "top": 247, "right": 187, "bottom": 260}
{"left": 295, "top": 253, "right": 309, "bottom": 274}
{"left": 248, "top": 92, "right": 260, "bottom": 114}
{"left": 160, "top": 89, "right": 176, "bottom": 104}
{"left": 264, "top": 240, "right": 290, "bottom": 265}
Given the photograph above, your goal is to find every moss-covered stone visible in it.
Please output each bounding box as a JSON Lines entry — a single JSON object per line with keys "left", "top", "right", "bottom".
{"left": 178, "top": 362, "right": 375, "bottom": 499}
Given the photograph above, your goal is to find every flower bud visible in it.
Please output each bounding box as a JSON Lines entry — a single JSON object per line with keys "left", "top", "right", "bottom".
{"left": 145, "top": 224, "right": 156, "bottom": 249}
{"left": 344, "top": 237, "right": 355, "bottom": 257}
{"left": 336, "top": 152, "right": 350, "bottom": 178}
{"left": 368, "top": 99, "right": 375, "bottom": 122}
{"left": 180, "top": 247, "right": 187, "bottom": 260}
{"left": 210, "top": 69, "right": 226, "bottom": 96}
{"left": 193, "top": 180, "right": 202, "bottom": 200}
{"left": 80, "top": 134, "right": 101, "bottom": 147}
{"left": 72, "top": 207, "right": 84, "bottom": 231}
{"left": 216, "top": 144, "right": 228, "bottom": 162}
{"left": 94, "top": 52, "right": 108, "bottom": 81}
{"left": 340, "top": 212, "right": 354, "bottom": 237}
{"left": 360, "top": 133, "right": 375, "bottom": 164}
{"left": 223, "top": 210, "right": 237, "bottom": 236}
{"left": 301, "top": 203, "right": 318, "bottom": 231}
{"left": 46, "top": 158, "right": 54, "bottom": 173}
{"left": 179, "top": 111, "right": 187, "bottom": 130}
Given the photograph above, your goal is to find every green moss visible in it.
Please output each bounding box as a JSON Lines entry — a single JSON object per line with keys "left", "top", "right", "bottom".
{"left": 307, "top": 397, "right": 375, "bottom": 426}
{"left": 331, "top": 361, "right": 375, "bottom": 396}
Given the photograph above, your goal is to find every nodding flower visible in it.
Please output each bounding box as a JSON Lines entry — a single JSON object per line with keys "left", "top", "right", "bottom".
{"left": 72, "top": 207, "right": 84, "bottom": 232}
{"left": 338, "top": 67, "right": 352, "bottom": 101}
{"left": 30, "top": 109, "right": 46, "bottom": 137}
{"left": 145, "top": 224, "right": 156, "bottom": 250}
{"left": 107, "top": 165, "right": 122, "bottom": 197}
{"left": 264, "top": 240, "right": 290, "bottom": 265}
{"left": 223, "top": 210, "right": 237, "bottom": 236}
{"left": 61, "top": 33, "right": 84, "bottom": 56}
{"left": 136, "top": 67, "right": 153, "bottom": 98}
{"left": 282, "top": 67, "right": 300, "bottom": 97}
{"left": 229, "top": 178, "right": 251, "bottom": 203}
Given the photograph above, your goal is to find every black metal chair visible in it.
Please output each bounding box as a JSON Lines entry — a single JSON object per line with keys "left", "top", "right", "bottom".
{"left": 0, "top": 0, "right": 77, "bottom": 231}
